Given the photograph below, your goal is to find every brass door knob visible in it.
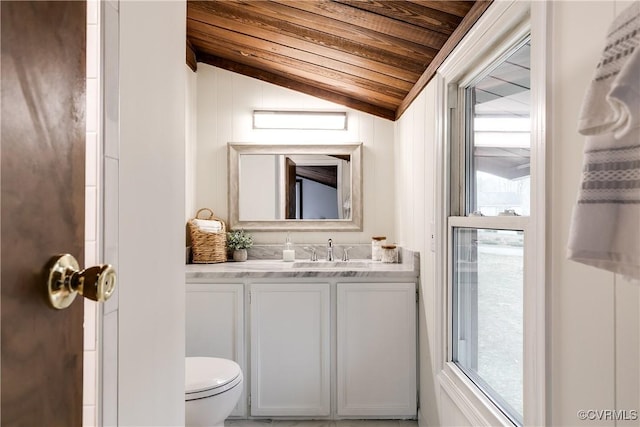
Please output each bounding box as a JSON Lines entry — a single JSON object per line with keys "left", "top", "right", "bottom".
{"left": 46, "top": 254, "right": 116, "bottom": 310}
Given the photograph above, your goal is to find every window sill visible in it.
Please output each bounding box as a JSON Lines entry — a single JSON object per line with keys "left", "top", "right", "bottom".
{"left": 438, "top": 362, "right": 517, "bottom": 427}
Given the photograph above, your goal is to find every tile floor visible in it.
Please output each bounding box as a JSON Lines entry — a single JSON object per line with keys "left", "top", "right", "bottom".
{"left": 226, "top": 420, "right": 418, "bottom": 427}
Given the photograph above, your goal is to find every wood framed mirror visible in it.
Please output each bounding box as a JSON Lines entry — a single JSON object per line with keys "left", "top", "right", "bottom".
{"left": 228, "top": 143, "right": 363, "bottom": 231}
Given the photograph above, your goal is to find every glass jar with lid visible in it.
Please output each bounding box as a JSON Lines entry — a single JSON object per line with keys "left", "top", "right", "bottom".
{"left": 381, "top": 244, "right": 398, "bottom": 263}
{"left": 371, "top": 236, "right": 386, "bottom": 261}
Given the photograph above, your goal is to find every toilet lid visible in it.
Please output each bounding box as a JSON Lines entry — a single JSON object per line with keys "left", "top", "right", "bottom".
{"left": 185, "top": 357, "right": 242, "bottom": 397}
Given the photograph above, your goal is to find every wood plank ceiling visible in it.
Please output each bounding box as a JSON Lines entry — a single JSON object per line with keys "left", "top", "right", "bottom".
{"left": 186, "top": 0, "right": 492, "bottom": 121}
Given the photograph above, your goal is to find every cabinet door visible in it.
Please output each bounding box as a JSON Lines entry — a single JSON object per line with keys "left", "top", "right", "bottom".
{"left": 337, "top": 282, "right": 417, "bottom": 417}
{"left": 186, "top": 283, "right": 245, "bottom": 416}
{"left": 250, "top": 283, "right": 330, "bottom": 416}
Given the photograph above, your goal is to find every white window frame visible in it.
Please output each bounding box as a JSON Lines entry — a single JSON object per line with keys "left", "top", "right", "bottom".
{"left": 433, "top": 1, "right": 548, "bottom": 426}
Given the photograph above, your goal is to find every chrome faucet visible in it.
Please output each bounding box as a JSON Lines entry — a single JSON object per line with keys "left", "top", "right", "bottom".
{"left": 342, "top": 247, "right": 352, "bottom": 262}
{"left": 304, "top": 246, "right": 318, "bottom": 261}
{"left": 326, "top": 238, "right": 334, "bottom": 261}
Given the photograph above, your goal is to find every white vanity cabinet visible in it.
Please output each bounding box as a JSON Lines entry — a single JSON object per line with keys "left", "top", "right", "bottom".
{"left": 249, "top": 283, "right": 331, "bottom": 417}
{"left": 185, "top": 283, "right": 246, "bottom": 417}
{"left": 186, "top": 259, "right": 419, "bottom": 420}
{"left": 336, "top": 282, "right": 417, "bottom": 417}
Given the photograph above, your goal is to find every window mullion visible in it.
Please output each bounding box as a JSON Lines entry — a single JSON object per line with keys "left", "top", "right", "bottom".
{"left": 449, "top": 215, "right": 529, "bottom": 231}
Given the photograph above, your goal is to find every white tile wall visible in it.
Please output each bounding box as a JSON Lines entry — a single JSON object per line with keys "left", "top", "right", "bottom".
{"left": 84, "top": 291, "right": 96, "bottom": 352}
{"left": 85, "top": 132, "right": 98, "bottom": 186}
{"left": 86, "top": 79, "right": 99, "bottom": 138}
{"left": 82, "top": 406, "right": 96, "bottom": 427}
{"left": 83, "top": 350, "right": 97, "bottom": 405}
{"left": 85, "top": 187, "right": 97, "bottom": 240}
{"left": 86, "top": 24, "right": 98, "bottom": 79}
{"left": 84, "top": 0, "right": 100, "bottom": 425}
{"left": 87, "top": 0, "right": 98, "bottom": 25}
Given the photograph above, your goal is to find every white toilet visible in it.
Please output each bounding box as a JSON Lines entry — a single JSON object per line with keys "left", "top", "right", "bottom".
{"left": 185, "top": 357, "right": 243, "bottom": 427}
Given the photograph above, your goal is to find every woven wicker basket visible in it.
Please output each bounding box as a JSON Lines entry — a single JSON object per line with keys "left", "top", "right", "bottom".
{"left": 189, "top": 208, "right": 227, "bottom": 264}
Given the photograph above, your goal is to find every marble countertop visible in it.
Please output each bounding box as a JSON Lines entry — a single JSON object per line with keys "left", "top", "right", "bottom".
{"left": 185, "top": 255, "right": 419, "bottom": 280}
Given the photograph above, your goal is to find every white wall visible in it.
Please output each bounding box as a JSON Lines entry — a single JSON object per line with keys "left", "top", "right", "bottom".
{"left": 186, "top": 67, "right": 198, "bottom": 223}
{"left": 395, "top": 1, "right": 640, "bottom": 426}
{"left": 118, "top": 1, "right": 186, "bottom": 425}
{"left": 549, "top": 1, "right": 639, "bottom": 426}
{"left": 239, "top": 154, "right": 278, "bottom": 220}
{"left": 300, "top": 178, "right": 339, "bottom": 220}
{"left": 394, "top": 80, "right": 439, "bottom": 426}
{"left": 193, "top": 64, "right": 395, "bottom": 245}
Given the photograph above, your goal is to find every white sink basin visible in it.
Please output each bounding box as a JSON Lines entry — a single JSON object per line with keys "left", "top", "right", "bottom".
{"left": 292, "top": 261, "right": 372, "bottom": 269}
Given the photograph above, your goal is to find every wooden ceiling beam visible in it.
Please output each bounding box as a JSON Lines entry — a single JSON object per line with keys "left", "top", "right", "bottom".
{"left": 403, "top": 1, "right": 475, "bottom": 18}
{"left": 187, "top": 18, "right": 417, "bottom": 88}
{"left": 197, "top": 53, "right": 397, "bottom": 121}
{"left": 188, "top": 1, "right": 434, "bottom": 75}
{"left": 333, "top": 0, "right": 463, "bottom": 35}
{"left": 267, "top": 0, "right": 449, "bottom": 50}
{"left": 189, "top": 30, "right": 406, "bottom": 107}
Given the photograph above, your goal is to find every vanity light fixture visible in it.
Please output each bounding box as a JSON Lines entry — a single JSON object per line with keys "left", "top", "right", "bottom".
{"left": 253, "top": 110, "right": 347, "bottom": 130}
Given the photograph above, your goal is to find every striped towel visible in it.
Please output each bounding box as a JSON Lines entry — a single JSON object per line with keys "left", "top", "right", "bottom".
{"left": 567, "top": 3, "right": 640, "bottom": 280}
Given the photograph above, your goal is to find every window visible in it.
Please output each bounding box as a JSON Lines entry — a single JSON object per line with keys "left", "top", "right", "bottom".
{"left": 452, "top": 227, "right": 524, "bottom": 422}
{"left": 449, "top": 39, "right": 531, "bottom": 426}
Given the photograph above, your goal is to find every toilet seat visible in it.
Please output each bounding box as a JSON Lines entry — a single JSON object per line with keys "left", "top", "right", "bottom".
{"left": 185, "top": 357, "right": 242, "bottom": 401}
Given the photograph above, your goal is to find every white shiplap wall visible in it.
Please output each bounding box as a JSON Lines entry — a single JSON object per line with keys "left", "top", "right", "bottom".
{"left": 192, "top": 64, "right": 396, "bottom": 245}
{"left": 549, "top": 1, "right": 639, "bottom": 426}
{"left": 394, "top": 80, "right": 439, "bottom": 426}
{"left": 395, "top": 1, "right": 640, "bottom": 426}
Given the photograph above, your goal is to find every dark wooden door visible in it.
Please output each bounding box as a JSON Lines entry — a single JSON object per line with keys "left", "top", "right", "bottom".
{"left": 285, "top": 157, "right": 297, "bottom": 219}
{"left": 1, "top": 2, "right": 86, "bottom": 426}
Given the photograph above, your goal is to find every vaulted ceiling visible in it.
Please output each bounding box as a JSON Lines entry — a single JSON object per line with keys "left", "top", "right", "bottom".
{"left": 186, "top": 0, "right": 492, "bottom": 121}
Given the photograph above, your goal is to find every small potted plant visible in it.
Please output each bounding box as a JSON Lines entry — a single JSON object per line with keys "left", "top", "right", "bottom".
{"left": 226, "top": 229, "right": 253, "bottom": 262}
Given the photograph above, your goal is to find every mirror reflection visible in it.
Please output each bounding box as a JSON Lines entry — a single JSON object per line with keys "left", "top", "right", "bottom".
{"left": 239, "top": 154, "right": 351, "bottom": 221}
{"left": 228, "top": 143, "right": 362, "bottom": 231}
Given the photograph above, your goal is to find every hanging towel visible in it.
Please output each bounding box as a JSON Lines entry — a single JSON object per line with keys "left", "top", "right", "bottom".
{"left": 567, "top": 2, "right": 640, "bottom": 280}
